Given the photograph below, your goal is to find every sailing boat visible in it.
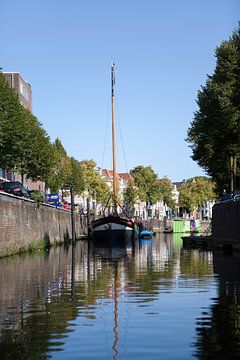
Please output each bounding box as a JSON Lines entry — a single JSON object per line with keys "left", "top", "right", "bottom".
{"left": 90, "top": 62, "right": 136, "bottom": 244}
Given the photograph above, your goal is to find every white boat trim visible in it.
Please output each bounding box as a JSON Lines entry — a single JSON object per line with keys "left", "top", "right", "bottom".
{"left": 92, "top": 222, "right": 134, "bottom": 232}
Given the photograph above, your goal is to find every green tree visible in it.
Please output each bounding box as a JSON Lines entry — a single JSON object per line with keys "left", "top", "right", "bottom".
{"left": 64, "top": 157, "right": 84, "bottom": 194}
{"left": 123, "top": 179, "right": 139, "bottom": 213}
{"left": 157, "top": 177, "right": 176, "bottom": 208}
{"left": 130, "top": 166, "right": 175, "bottom": 206}
{"left": 0, "top": 74, "right": 53, "bottom": 182}
{"left": 80, "top": 160, "right": 110, "bottom": 203}
{"left": 23, "top": 115, "right": 54, "bottom": 182}
{"left": 187, "top": 25, "right": 240, "bottom": 193}
{"left": 46, "top": 138, "right": 71, "bottom": 193}
{"left": 0, "top": 74, "right": 26, "bottom": 171}
{"left": 130, "top": 165, "right": 158, "bottom": 203}
{"left": 179, "top": 176, "right": 216, "bottom": 214}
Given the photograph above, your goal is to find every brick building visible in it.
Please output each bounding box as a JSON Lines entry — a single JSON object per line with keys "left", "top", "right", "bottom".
{"left": 3, "top": 72, "right": 32, "bottom": 111}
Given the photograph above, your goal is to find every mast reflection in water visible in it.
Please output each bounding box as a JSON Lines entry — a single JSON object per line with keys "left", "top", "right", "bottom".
{"left": 0, "top": 234, "right": 240, "bottom": 359}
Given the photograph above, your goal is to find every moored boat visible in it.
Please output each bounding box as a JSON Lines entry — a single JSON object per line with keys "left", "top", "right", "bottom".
{"left": 90, "top": 62, "right": 136, "bottom": 243}
{"left": 139, "top": 230, "right": 153, "bottom": 239}
{"left": 91, "top": 214, "right": 136, "bottom": 244}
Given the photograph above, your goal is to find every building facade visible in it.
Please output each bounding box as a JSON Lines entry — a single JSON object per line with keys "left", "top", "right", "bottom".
{"left": 3, "top": 72, "right": 32, "bottom": 111}
{"left": 100, "top": 168, "right": 168, "bottom": 220}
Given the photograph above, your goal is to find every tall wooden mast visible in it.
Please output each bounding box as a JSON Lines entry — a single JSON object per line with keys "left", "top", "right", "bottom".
{"left": 111, "top": 62, "right": 118, "bottom": 214}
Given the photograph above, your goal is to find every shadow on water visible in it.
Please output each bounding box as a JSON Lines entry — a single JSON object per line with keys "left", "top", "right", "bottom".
{"left": 91, "top": 244, "right": 128, "bottom": 261}
{"left": 43, "top": 232, "right": 51, "bottom": 249}
{"left": 193, "top": 250, "right": 240, "bottom": 359}
{"left": 90, "top": 232, "right": 136, "bottom": 261}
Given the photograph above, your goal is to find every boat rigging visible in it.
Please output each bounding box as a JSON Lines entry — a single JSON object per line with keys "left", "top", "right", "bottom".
{"left": 90, "top": 62, "right": 137, "bottom": 243}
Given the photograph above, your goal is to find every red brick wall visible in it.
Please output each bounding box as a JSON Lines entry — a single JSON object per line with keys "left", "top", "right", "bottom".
{"left": 0, "top": 193, "right": 85, "bottom": 257}
{"left": 3, "top": 72, "right": 32, "bottom": 111}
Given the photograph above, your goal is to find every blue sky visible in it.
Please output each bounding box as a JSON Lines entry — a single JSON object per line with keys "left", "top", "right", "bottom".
{"left": 1, "top": 0, "right": 239, "bottom": 181}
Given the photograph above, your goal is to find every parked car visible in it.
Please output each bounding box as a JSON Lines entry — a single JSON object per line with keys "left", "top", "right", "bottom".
{"left": 47, "top": 193, "right": 61, "bottom": 207}
{"left": 0, "top": 181, "right": 30, "bottom": 198}
{"left": 63, "top": 201, "right": 71, "bottom": 210}
{"left": 220, "top": 191, "right": 232, "bottom": 202}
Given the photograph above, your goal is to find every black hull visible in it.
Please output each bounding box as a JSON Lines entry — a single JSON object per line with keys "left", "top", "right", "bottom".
{"left": 90, "top": 215, "right": 137, "bottom": 246}
{"left": 92, "top": 229, "right": 135, "bottom": 247}
{"left": 163, "top": 228, "right": 173, "bottom": 233}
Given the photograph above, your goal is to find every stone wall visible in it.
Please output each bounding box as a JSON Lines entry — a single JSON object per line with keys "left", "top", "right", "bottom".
{"left": 212, "top": 199, "right": 240, "bottom": 240}
{"left": 0, "top": 192, "right": 86, "bottom": 257}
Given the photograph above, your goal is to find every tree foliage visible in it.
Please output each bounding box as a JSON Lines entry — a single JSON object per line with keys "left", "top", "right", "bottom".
{"left": 130, "top": 165, "right": 157, "bottom": 202}
{"left": 123, "top": 179, "right": 139, "bottom": 208}
{"left": 157, "top": 177, "right": 176, "bottom": 208}
{"left": 187, "top": 25, "right": 240, "bottom": 193}
{"left": 24, "top": 116, "right": 54, "bottom": 182}
{"left": 0, "top": 73, "right": 53, "bottom": 182}
{"left": 46, "top": 138, "right": 71, "bottom": 192}
{"left": 130, "top": 166, "right": 174, "bottom": 206}
{"left": 80, "top": 160, "right": 110, "bottom": 203}
{"left": 64, "top": 157, "right": 84, "bottom": 194}
{"left": 130, "top": 165, "right": 158, "bottom": 202}
{"left": 179, "top": 176, "right": 217, "bottom": 213}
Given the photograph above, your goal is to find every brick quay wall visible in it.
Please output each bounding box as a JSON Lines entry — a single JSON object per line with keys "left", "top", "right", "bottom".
{"left": 0, "top": 193, "right": 86, "bottom": 258}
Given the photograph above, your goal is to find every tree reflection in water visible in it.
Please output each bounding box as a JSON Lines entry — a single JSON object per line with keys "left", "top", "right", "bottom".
{"left": 1, "top": 234, "right": 238, "bottom": 359}
{"left": 194, "top": 251, "right": 240, "bottom": 359}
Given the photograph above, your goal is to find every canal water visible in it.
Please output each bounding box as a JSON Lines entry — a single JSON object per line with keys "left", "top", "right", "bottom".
{"left": 0, "top": 233, "right": 240, "bottom": 359}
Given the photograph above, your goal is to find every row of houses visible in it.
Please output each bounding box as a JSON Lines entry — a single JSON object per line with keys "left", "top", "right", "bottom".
{"left": 63, "top": 168, "right": 214, "bottom": 221}
{"left": 63, "top": 168, "right": 179, "bottom": 221}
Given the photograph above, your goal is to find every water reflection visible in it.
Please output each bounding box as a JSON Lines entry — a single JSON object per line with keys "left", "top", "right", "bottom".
{"left": 194, "top": 251, "right": 240, "bottom": 359}
{"left": 0, "top": 233, "right": 236, "bottom": 359}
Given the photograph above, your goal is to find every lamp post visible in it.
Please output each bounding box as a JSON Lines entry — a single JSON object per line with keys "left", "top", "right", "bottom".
{"left": 230, "top": 156, "right": 237, "bottom": 194}
{"left": 70, "top": 186, "right": 75, "bottom": 300}
{"left": 87, "top": 197, "right": 90, "bottom": 238}
{"left": 70, "top": 186, "right": 75, "bottom": 243}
